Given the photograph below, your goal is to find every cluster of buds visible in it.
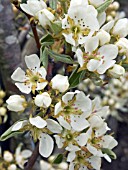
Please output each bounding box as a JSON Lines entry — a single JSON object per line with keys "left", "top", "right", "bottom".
{"left": 0, "top": 90, "right": 7, "bottom": 124}
{"left": 0, "top": 144, "right": 32, "bottom": 170}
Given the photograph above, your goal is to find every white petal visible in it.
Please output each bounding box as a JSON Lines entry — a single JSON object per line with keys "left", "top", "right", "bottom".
{"left": 35, "top": 92, "right": 52, "bottom": 108}
{"left": 103, "top": 154, "right": 111, "bottom": 162}
{"left": 89, "top": 0, "right": 105, "bottom": 7}
{"left": 29, "top": 116, "right": 47, "bottom": 129}
{"left": 97, "top": 30, "right": 110, "bottom": 46}
{"left": 46, "top": 119, "right": 62, "bottom": 133}
{"left": 76, "top": 48, "right": 84, "bottom": 67}
{"left": 75, "top": 133, "right": 89, "bottom": 146}
{"left": 11, "top": 67, "right": 27, "bottom": 82}
{"left": 70, "top": 0, "right": 88, "bottom": 7}
{"left": 36, "top": 82, "right": 48, "bottom": 90}
{"left": 54, "top": 101, "right": 63, "bottom": 115}
{"left": 66, "top": 144, "right": 80, "bottom": 152}
{"left": 74, "top": 91, "right": 92, "bottom": 112}
{"left": 57, "top": 116, "right": 71, "bottom": 130}
{"left": 98, "top": 44, "right": 118, "bottom": 59}
{"left": 62, "top": 15, "right": 70, "bottom": 29}
{"left": 112, "top": 18, "right": 128, "bottom": 38}
{"left": 87, "top": 144, "right": 103, "bottom": 157}
{"left": 88, "top": 115, "right": 103, "bottom": 128}
{"left": 87, "top": 59, "right": 102, "bottom": 72}
{"left": 51, "top": 74, "right": 69, "bottom": 93}
{"left": 15, "top": 83, "right": 32, "bottom": 94}
{"left": 85, "top": 36, "right": 99, "bottom": 53}
{"left": 102, "top": 20, "right": 115, "bottom": 32}
{"left": 70, "top": 115, "right": 90, "bottom": 132}
{"left": 67, "top": 151, "right": 76, "bottom": 162}
{"left": 37, "top": 67, "right": 47, "bottom": 79}
{"left": 37, "top": 9, "right": 55, "bottom": 28}
{"left": 69, "top": 162, "right": 75, "bottom": 170}
{"left": 62, "top": 33, "right": 76, "bottom": 46}
{"left": 25, "top": 54, "right": 40, "bottom": 71}
{"left": 87, "top": 156, "right": 101, "bottom": 170}
{"left": 39, "top": 133, "right": 54, "bottom": 158}
{"left": 98, "top": 12, "right": 106, "bottom": 27}
{"left": 12, "top": 120, "right": 28, "bottom": 131}
{"left": 100, "top": 135, "right": 118, "bottom": 149}
{"left": 21, "top": 150, "right": 32, "bottom": 159}
{"left": 54, "top": 135, "right": 65, "bottom": 148}
{"left": 62, "top": 92, "right": 75, "bottom": 104}
{"left": 20, "top": 4, "right": 35, "bottom": 16}
{"left": 95, "top": 122, "right": 110, "bottom": 137}
{"left": 97, "top": 60, "right": 116, "bottom": 74}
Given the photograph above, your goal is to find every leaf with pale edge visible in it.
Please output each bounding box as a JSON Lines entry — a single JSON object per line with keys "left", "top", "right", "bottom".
{"left": 97, "top": 0, "right": 113, "bottom": 14}
{"left": 53, "top": 154, "right": 63, "bottom": 164}
{"left": 102, "top": 148, "right": 117, "bottom": 160}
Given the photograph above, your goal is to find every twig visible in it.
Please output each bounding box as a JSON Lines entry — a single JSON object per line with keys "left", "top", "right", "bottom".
{"left": 24, "top": 142, "right": 39, "bottom": 170}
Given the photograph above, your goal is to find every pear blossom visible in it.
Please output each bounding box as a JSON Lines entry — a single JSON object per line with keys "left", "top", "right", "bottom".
{"left": 35, "top": 92, "right": 52, "bottom": 108}
{"left": 116, "top": 38, "right": 128, "bottom": 57}
{"left": 6, "top": 95, "right": 27, "bottom": 112}
{"left": 62, "top": 0, "right": 100, "bottom": 46}
{"left": 20, "top": 0, "right": 47, "bottom": 16}
{"left": 11, "top": 54, "right": 48, "bottom": 94}
{"left": 54, "top": 90, "right": 91, "bottom": 131}
{"left": 20, "top": 0, "right": 55, "bottom": 28}
{"left": 51, "top": 74, "right": 69, "bottom": 93}
{"left": 108, "top": 64, "right": 125, "bottom": 78}
{"left": 76, "top": 44, "right": 118, "bottom": 74}
{"left": 11, "top": 116, "right": 62, "bottom": 158}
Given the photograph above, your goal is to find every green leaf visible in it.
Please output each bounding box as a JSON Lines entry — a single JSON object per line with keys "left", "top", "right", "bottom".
{"left": 50, "top": 21, "right": 62, "bottom": 34}
{"left": 49, "top": 0, "right": 58, "bottom": 9}
{"left": 53, "top": 154, "right": 63, "bottom": 164}
{"left": 102, "top": 148, "right": 117, "bottom": 160}
{"left": 40, "top": 47, "right": 49, "bottom": 69}
{"left": 40, "top": 34, "right": 54, "bottom": 50}
{"left": 46, "top": 48, "right": 74, "bottom": 64}
{"left": 69, "top": 66, "right": 86, "bottom": 88}
{"left": 122, "top": 64, "right": 128, "bottom": 71}
{"left": 0, "top": 126, "right": 23, "bottom": 141}
{"left": 97, "top": 0, "right": 113, "bottom": 14}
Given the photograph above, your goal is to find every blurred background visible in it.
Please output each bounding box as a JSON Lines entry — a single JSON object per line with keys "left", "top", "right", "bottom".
{"left": 0, "top": 0, "right": 128, "bottom": 170}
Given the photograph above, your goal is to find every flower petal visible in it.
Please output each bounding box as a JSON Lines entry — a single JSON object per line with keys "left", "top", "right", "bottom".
{"left": 70, "top": 114, "right": 90, "bottom": 132}
{"left": 62, "top": 33, "right": 76, "bottom": 46}
{"left": 85, "top": 36, "right": 99, "bottom": 53}
{"left": 76, "top": 48, "right": 84, "bottom": 67}
{"left": 62, "top": 92, "right": 75, "bottom": 104}
{"left": 37, "top": 67, "right": 47, "bottom": 79}
{"left": 15, "top": 83, "right": 32, "bottom": 94}
{"left": 39, "top": 133, "right": 54, "bottom": 158}
{"left": 54, "top": 135, "right": 65, "bottom": 148}
{"left": 87, "top": 59, "right": 102, "bottom": 72}
{"left": 29, "top": 116, "right": 47, "bottom": 129}
{"left": 12, "top": 120, "right": 28, "bottom": 131}
{"left": 57, "top": 116, "right": 71, "bottom": 130}
{"left": 25, "top": 54, "right": 40, "bottom": 71}
{"left": 11, "top": 67, "right": 27, "bottom": 82}
{"left": 98, "top": 12, "right": 106, "bottom": 27}
{"left": 97, "top": 60, "right": 116, "bottom": 74}
{"left": 36, "top": 82, "right": 48, "bottom": 91}
{"left": 54, "top": 101, "right": 63, "bottom": 115}
{"left": 46, "top": 119, "right": 62, "bottom": 133}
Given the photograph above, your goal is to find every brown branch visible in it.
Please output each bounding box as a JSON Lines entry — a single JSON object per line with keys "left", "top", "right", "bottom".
{"left": 24, "top": 142, "right": 39, "bottom": 170}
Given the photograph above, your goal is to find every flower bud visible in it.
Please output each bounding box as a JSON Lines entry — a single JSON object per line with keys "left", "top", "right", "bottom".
{"left": 116, "top": 38, "right": 128, "bottom": 57}
{"left": 0, "top": 90, "right": 6, "bottom": 98}
{"left": 51, "top": 74, "right": 69, "bottom": 93}
{"left": 6, "top": 95, "right": 27, "bottom": 112}
{"left": 4, "top": 151, "right": 13, "bottom": 162}
{"left": 8, "top": 164, "right": 17, "bottom": 170}
{"left": 0, "top": 107, "right": 7, "bottom": 116}
{"left": 35, "top": 92, "right": 52, "bottom": 108}
{"left": 108, "top": 64, "right": 125, "bottom": 78}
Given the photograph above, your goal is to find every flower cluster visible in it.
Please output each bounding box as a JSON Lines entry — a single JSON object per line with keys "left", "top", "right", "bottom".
{"left": 0, "top": 144, "right": 32, "bottom": 170}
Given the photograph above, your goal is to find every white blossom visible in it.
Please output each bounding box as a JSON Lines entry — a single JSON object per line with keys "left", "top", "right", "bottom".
{"left": 108, "top": 64, "right": 125, "bottom": 78}
{"left": 11, "top": 54, "right": 48, "bottom": 94}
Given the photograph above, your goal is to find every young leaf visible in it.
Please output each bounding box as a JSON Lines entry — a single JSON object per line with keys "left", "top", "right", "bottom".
{"left": 53, "top": 154, "right": 63, "bottom": 164}
{"left": 102, "top": 148, "right": 117, "bottom": 160}
{"left": 46, "top": 48, "right": 74, "bottom": 64}
{"left": 49, "top": 0, "right": 58, "bottom": 9}
{"left": 40, "top": 33, "right": 54, "bottom": 50}
{"left": 122, "top": 64, "right": 128, "bottom": 71}
{"left": 50, "top": 21, "right": 62, "bottom": 34}
{"left": 69, "top": 65, "right": 86, "bottom": 88}
{"left": 97, "top": 0, "right": 113, "bottom": 14}
{"left": 40, "top": 47, "right": 49, "bottom": 69}
{"left": 0, "top": 126, "right": 23, "bottom": 141}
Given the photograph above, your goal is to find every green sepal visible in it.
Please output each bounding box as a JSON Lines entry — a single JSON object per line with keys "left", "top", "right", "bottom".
{"left": 102, "top": 148, "right": 117, "bottom": 160}
{"left": 49, "top": 0, "right": 58, "bottom": 9}
{"left": 40, "top": 47, "right": 49, "bottom": 69}
{"left": 97, "top": 0, "right": 113, "bottom": 14}
{"left": 40, "top": 33, "right": 54, "bottom": 50}
{"left": 50, "top": 21, "right": 62, "bottom": 34}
